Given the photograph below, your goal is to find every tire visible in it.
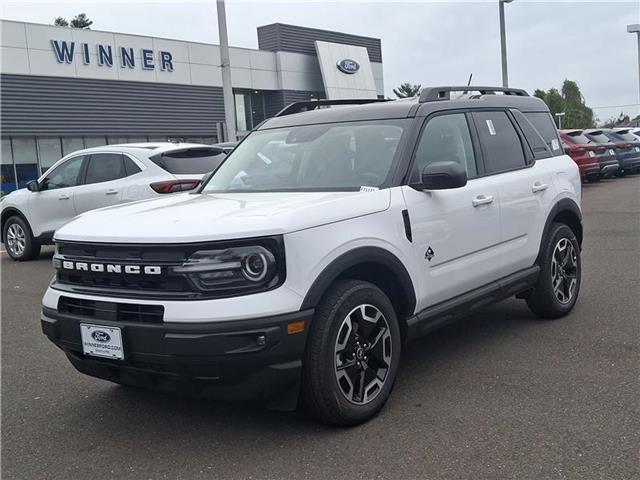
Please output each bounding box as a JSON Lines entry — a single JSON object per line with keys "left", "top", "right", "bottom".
{"left": 2, "top": 215, "right": 41, "bottom": 261}
{"left": 302, "top": 280, "right": 402, "bottom": 426}
{"left": 615, "top": 170, "right": 626, "bottom": 178}
{"left": 586, "top": 174, "right": 600, "bottom": 183}
{"left": 526, "top": 223, "right": 581, "bottom": 319}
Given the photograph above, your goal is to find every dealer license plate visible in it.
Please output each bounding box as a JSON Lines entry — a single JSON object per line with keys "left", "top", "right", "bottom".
{"left": 80, "top": 324, "right": 124, "bottom": 360}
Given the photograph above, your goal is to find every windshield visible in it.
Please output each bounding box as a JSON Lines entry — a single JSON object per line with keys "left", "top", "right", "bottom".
{"left": 201, "top": 119, "right": 407, "bottom": 193}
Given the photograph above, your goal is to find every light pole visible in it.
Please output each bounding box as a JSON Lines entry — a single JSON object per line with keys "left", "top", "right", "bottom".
{"left": 628, "top": 24, "right": 640, "bottom": 110}
{"left": 499, "top": 0, "right": 514, "bottom": 88}
{"left": 555, "top": 112, "right": 565, "bottom": 130}
{"left": 217, "top": 0, "right": 236, "bottom": 142}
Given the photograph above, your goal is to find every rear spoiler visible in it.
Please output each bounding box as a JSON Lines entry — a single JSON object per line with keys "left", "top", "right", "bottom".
{"left": 148, "top": 146, "right": 223, "bottom": 160}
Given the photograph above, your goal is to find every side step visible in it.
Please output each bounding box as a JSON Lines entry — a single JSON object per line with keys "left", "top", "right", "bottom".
{"left": 405, "top": 266, "right": 539, "bottom": 342}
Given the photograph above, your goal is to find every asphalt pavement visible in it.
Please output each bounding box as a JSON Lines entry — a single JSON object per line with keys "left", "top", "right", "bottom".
{"left": 1, "top": 175, "right": 638, "bottom": 480}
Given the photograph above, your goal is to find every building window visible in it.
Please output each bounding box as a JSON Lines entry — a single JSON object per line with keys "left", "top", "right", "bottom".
{"left": 61, "top": 137, "right": 85, "bottom": 156}
{"left": 11, "top": 137, "right": 39, "bottom": 189}
{"left": 37, "top": 137, "right": 63, "bottom": 174}
{"left": 1, "top": 138, "right": 16, "bottom": 195}
{"left": 234, "top": 89, "right": 267, "bottom": 132}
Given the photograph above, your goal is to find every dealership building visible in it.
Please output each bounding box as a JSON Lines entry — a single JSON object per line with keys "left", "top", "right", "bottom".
{"left": 0, "top": 19, "right": 384, "bottom": 193}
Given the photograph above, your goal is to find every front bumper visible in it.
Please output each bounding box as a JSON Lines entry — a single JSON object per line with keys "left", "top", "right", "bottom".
{"left": 41, "top": 306, "right": 314, "bottom": 404}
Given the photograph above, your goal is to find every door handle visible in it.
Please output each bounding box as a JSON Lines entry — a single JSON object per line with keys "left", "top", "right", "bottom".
{"left": 472, "top": 195, "right": 494, "bottom": 207}
{"left": 532, "top": 182, "right": 549, "bottom": 193}
{"left": 105, "top": 190, "right": 119, "bottom": 195}
{"left": 58, "top": 194, "right": 70, "bottom": 200}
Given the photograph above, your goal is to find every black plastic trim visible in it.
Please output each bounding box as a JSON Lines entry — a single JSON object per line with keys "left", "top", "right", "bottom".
{"left": 405, "top": 266, "right": 539, "bottom": 341}
{"left": 401, "top": 209, "right": 412, "bottom": 242}
{"left": 536, "top": 199, "right": 583, "bottom": 264}
{"left": 300, "top": 246, "right": 416, "bottom": 315}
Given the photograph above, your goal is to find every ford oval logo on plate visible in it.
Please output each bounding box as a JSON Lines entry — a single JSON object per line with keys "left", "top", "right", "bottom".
{"left": 337, "top": 59, "right": 360, "bottom": 74}
{"left": 91, "top": 330, "right": 111, "bottom": 343}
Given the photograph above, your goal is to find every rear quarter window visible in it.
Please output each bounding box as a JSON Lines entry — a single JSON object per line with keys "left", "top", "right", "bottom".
{"left": 524, "top": 112, "right": 562, "bottom": 155}
{"left": 150, "top": 148, "right": 226, "bottom": 175}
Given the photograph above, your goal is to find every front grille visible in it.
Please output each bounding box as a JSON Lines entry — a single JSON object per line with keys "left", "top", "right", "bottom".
{"left": 54, "top": 241, "right": 197, "bottom": 299}
{"left": 53, "top": 238, "right": 286, "bottom": 300}
{"left": 58, "top": 296, "right": 164, "bottom": 323}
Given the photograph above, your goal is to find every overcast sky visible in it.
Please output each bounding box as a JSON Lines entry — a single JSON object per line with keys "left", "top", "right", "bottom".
{"left": 2, "top": 0, "right": 639, "bottom": 123}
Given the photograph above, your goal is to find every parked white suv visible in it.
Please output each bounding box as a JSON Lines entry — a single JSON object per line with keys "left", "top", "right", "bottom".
{"left": 1, "top": 143, "right": 226, "bottom": 260}
{"left": 41, "top": 88, "right": 583, "bottom": 426}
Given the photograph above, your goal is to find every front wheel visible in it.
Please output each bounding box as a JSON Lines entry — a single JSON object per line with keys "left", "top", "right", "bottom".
{"left": 3, "top": 216, "right": 41, "bottom": 261}
{"left": 526, "top": 223, "right": 581, "bottom": 319}
{"left": 302, "top": 280, "right": 401, "bottom": 426}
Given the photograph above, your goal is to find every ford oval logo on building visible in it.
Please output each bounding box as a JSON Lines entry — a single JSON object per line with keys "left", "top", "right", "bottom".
{"left": 337, "top": 59, "right": 360, "bottom": 74}
{"left": 92, "top": 330, "right": 111, "bottom": 343}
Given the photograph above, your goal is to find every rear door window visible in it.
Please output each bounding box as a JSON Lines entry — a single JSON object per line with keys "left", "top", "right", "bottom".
{"left": 150, "top": 148, "right": 226, "bottom": 175}
{"left": 523, "top": 112, "right": 562, "bottom": 155}
{"left": 472, "top": 111, "right": 527, "bottom": 174}
{"left": 85, "top": 154, "right": 126, "bottom": 184}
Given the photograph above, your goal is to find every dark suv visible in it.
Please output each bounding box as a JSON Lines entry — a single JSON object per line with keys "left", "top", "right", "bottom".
{"left": 582, "top": 129, "right": 622, "bottom": 178}
{"left": 559, "top": 129, "right": 606, "bottom": 182}
{"left": 603, "top": 128, "right": 640, "bottom": 175}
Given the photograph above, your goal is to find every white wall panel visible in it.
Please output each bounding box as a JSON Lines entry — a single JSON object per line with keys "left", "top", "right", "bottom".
{"left": 1, "top": 21, "right": 27, "bottom": 48}
{"left": 188, "top": 42, "right": 220, "bottom": 66}
{"left": 1, "top": 46, "right": 30, "bottom": 74}
{"left": 314, "top": 41, "right": 377, "bottom": 99}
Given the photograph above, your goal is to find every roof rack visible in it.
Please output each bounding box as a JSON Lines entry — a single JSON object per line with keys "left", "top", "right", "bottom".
{"left": 419, "top": 86, "right": 529, "bottom": 103}
{"left": 274, "top": 98, "right": 389, "bottom": 117}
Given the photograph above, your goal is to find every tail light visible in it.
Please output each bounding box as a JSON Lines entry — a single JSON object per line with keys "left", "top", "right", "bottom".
{"left": 150, "top": 179, "right": 201, "bottom": 194}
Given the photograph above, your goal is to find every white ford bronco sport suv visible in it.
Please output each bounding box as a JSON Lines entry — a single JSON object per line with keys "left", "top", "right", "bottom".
{"left": 41, "top": 87, "right": 583, "bottom": 426}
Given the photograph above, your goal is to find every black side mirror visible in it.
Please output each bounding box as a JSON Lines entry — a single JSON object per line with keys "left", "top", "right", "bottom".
{"left": 412, "top": 161, "right": 467, "bottom": 190}
{"left": 563, "top": 146, "right": 571, "bottom": 155}
{"left": 26, "top": 180, "right": 40, "bottom": 192}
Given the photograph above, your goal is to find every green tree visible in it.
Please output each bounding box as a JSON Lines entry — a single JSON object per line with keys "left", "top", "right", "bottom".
{"left": 70, "top": 13, "right": 93, "bottom": 29}
{"left": 534, "top": 80, "right": 595, "bottom": 129}
{"left": 393, "top": 83, "right": 422, "bottom": 99}
{"left": 53, "top": 17, "right": 69, "bottom": 27}
{"left": 533, "top": 89, "right": 546, "bottom": 101}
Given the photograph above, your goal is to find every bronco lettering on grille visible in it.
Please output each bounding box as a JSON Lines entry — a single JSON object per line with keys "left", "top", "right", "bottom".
{"left": 60, "top": 261, "right": 162, "bottom": 275}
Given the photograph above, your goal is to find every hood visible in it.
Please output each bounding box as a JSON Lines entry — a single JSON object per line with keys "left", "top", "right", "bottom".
{"left": 55, "top": 189, "right": 391, "bottom": 243}
{"left": 1, "top": 188, "right": 28, "bottom": 205}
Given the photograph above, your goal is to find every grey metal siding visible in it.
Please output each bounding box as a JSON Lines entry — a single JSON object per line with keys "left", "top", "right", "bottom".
{"left": 1, "top": 74, "right": 225, "bottom": 136}
{"left": 257, "top": 23, "right": 382, "bottom": 63}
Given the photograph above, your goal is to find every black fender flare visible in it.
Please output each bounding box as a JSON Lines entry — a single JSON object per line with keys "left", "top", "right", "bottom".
{"left": 536, "top": 198, "right": 583, "bottom": 264}
{"left": 300, "top": 246, "right": 417, "bottom": 316}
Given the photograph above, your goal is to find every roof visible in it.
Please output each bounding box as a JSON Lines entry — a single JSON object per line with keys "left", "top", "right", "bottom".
{"left": 259, "top": 91, "right": 550, "bottom": 130}
{"left": 67, "top": 142, "right": 212, "bottom": 157}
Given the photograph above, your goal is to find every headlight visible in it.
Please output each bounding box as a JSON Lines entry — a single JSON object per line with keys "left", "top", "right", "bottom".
{"left": 171, "top": 242, "right": 283, "bottom": 295}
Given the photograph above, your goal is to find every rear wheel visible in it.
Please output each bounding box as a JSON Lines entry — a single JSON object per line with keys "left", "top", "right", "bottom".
{"left": 302, "top": 280, "right": 401, "bottom": 426}
{"left": 526, "top": 223, "right": 581, "bottom": 319}
{"left": 3, "top": 216, "right": 40, "bottom": 261}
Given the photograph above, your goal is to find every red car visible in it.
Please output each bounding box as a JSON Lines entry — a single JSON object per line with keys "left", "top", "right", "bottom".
{"left": 559, "top": 129, "right": 617, "bottom": 182}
